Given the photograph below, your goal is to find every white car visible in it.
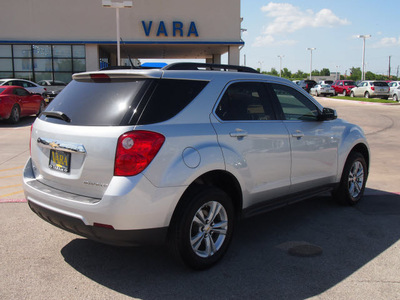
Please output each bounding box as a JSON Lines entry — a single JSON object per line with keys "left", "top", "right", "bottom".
{"left": 23, "top": 63, "right": 370, "bottom": 269}
{"left": 310, "top": 84, "right": 335, "bottom": 97}
{"left": 0, "top": 78, "right": 46, "bottom": 96}
{"left": 350, "top": 81, "right": 390, "bottom": 99}
{"left": 388, "top": 81, "right": 400, "bottom": 101}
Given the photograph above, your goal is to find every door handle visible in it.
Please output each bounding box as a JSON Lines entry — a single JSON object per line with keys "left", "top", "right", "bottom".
{"left": 292, "top": 130, "right": 304, "bottom": 138}
{"left": 230, "top": 130, "right": 248, "bottom": 138}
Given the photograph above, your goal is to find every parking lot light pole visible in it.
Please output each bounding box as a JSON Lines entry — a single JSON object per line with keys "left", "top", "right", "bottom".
{"left": 278, "top": 55, "right": 284, "bottom": 77}
{"left": 357, "top": 35, "right": 371, "bottom": 81}
{"left": 307, "top": 48, "right": 316, "bottom": 80}
{"left": 102, "top": 0, "right": 133, "bottom": 66}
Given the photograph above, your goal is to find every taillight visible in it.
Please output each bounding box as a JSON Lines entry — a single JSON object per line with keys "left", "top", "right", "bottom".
{"left": 371, "top": 86, "right": 375, "bottom": 91}
{"left": 114, "top": 131, "right": 165, "bottom": 176}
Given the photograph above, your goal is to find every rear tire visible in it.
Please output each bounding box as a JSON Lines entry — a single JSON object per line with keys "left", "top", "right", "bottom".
{"left": 350, "top": 91, "right": 355, "bottom": 97}
{"left": 342, "top": 89, "right": 347, "bottom": 96}
{"left": 394, "top": 94, "right": 398, "bottom": 102}
{"left": 169, "top": 187, "right": 235, "bottom": 270}
{"left": 333, "top": 152, "right": 367, "bottom": 206}
{"left": 8, "top": 105, "right": 20, "bottom": 124}
{"left": 364, "top": 92, "right": 370, "bottom": 98}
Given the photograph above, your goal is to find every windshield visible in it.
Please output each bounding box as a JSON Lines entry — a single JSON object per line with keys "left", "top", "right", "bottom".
{"left": 40, "top": 79, "right": 148, "bottom": 126}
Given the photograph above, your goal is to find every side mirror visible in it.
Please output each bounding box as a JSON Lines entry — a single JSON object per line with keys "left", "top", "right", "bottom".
{"left": 319, "top": 107, "right": 337, "bottom": 121}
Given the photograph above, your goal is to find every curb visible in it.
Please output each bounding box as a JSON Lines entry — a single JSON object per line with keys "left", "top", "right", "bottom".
{"left": 317, "top": 97, "right": 400, "bottom": 106}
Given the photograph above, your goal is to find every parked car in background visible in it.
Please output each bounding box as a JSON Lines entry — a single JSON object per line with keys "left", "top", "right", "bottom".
{"left": 317, "top": 80, "right": 333, "bottom": 86}
{"left": 310, "top": 84, "right": 335, "bottom": 97}
{"left": 23, "top": 62, "right": 370, "bottom": 270}
{"left": 37, "top": 80, "right": 67, "bottom": 102}
{"left": 390, "top": 86, "right": 400, "bottom": 101}
{"left": 298, "top": 79, "right": 317, "bottom": 92}
{"left": 331, "top": 80, "right": 356, "bottom": 96}
{"left": 0, "top": 79, "right": 46, "bottom": 96}
{"left": 0, "top": 86, "right": 45, "bottom": 123}
{"left": 350, "top": 81, "right": 390, "bottom": 99}
{"left": 388, "top": 81, "right": 400, "bottom": 100}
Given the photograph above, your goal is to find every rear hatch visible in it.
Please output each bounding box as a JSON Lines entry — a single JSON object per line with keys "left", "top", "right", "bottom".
{"left": 30, "top": 70, "right": 161, "bottom": 198}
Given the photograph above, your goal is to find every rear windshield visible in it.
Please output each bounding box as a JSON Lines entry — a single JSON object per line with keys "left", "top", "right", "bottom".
{"left": 40, "top": 78, "right": 208, "bottom": 126}
{"left": 373, "top": 82, "right": 389, "bottom": 87}
{"left": 40, "top": 79, "right": 148, "bottom": 126}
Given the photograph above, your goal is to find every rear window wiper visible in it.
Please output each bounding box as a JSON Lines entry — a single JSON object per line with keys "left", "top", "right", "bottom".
{"left": 41, "top": 111, "right": 71, "bottom": 123}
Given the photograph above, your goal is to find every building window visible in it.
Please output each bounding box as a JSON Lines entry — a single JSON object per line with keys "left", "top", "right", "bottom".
{"left": 0, "top": 44, "right": 86, "bottom": 83}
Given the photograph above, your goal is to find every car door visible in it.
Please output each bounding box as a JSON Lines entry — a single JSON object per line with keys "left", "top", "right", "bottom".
{"left": 211, "top": 81, "right": 291, "bottom": 208}
{"left": 268, "top": 83, "right": 339, "bottom": 193}
{"left": 14, "top": 88, "right": 35, "bottom": 115}
{"left": 355, "top": 82, "right": 366, "bottom": 97}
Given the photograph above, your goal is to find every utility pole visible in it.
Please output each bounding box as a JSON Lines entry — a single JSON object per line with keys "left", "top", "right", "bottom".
{"left": 277, "top": 55, "right": 284, "bottom": 77}
{"left": 388, "top": 55, "right": 392, "bottom": 79}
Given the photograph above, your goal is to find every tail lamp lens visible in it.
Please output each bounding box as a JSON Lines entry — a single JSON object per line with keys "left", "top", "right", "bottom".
{"left": 114, "top": 131, "right": 165, "bottom": 176}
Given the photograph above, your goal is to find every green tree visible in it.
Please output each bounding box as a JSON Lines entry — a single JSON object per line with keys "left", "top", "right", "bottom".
{"left": 311, "top": 69, "right": 320, "bottom": 76}
{"left": 320, "top": 68, "right": 330, "bottom": 76}
{"left": 293, "top": 70, "right": 307, "bottom": 79}
{"left": 269, "top": 68, "right": 279, "bottom": 76}
{"left": 349, "top": 67, "right": 362, "bottom": 81}
{"left": 365, "top": 71, "right": 375, "bottom": 80}
{"left": 282, "top": 68, "right": 292, "bottom": 78}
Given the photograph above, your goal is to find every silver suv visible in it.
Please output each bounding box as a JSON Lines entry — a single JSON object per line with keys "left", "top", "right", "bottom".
{"left": 23, "top": 63, "right": 370, "bottom": 269}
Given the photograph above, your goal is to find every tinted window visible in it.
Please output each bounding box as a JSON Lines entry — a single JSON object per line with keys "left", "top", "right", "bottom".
{"left": 137, "top": 79, "right": 208, "bottom": 125}
{"left": 373, "top": 82, "right": 389, "bottom": 87}
{"left": 216, "top": 82, "right": 275, "bottom": 121}
{"left": 40, "top": 79, "right": 148, "bottom": 126}
{"left": 270, "top": 84, "right": 319, "bottom": 121}
{"left": 0, "top": 88, "right": 5, "bottom": 94}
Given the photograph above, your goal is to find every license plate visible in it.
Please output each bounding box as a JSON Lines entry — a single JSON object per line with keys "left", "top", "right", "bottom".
{"left": 49, "top": 150, "right": 71, "bottom": 173}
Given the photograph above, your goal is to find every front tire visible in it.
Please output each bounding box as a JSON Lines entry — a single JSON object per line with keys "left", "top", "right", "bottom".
{"left": 342, "top": 89, "right": 347, "bottom": 96}
{"left": 350, "top": 91, "right": 355, "bottom": 97}
{"left": 333, "top": 152, "right": 367, "bottom": 205}
{"left": 169, "top": 187, "right": 235, "bottom": 270}
{"left": 394, "top": 94, "right": 398, "bottom": 102}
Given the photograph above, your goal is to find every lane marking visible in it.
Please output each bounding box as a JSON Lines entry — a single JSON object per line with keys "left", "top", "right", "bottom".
{"left": 0, "top": 166, "right": 24, "bottom": 172}
{"left": 0, "top": 198, "right": 27, "bottom": 203}
{"left": 0, "top": 184, "right": 22, "bottom": 189}
{"left": 0, "top": 174, "right": 21, "bottom": 179}
{"left": 0, "top": 190, "right": 24, "bottom": 198}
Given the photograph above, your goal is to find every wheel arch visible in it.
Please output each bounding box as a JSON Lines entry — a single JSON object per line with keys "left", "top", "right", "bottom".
{"left": 168, "top": 170, "right": 243, "bottom": 228}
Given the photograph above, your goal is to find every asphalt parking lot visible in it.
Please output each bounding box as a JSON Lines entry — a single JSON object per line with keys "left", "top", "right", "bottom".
{"left": 1, "top": 99, "right": 400, "bottom": 299}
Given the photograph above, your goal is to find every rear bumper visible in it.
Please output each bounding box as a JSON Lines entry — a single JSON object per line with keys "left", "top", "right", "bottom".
{"left": 23, "top": 158, "right": 186, "bottom": 246}
{"left": 28, "top": 200, "right": 167, "bottom": 246}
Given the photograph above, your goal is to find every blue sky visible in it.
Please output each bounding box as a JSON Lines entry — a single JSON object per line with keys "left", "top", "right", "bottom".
{"left": 239, "top": 0, "right": 400, "bottom": 76}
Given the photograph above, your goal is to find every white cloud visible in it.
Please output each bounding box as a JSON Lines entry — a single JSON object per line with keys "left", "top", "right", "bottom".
{"left": 253, "top": 3, "right": 350, "bottom": 47}
{"left": 372, "top": 37, "right": 400, "bottom": 48}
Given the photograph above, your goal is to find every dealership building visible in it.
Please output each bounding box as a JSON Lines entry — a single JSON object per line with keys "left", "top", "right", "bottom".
{"left": 0, "top": 0, "right": 244, "bottom": 83}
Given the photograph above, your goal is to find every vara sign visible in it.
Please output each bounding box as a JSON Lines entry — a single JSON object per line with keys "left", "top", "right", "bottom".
{"left": 141, "top": 21, "right": 199, "bottom": 37}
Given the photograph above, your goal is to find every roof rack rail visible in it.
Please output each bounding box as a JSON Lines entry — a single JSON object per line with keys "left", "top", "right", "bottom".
{"left": 162, "top": 63, "right": 259, "bottom": 74}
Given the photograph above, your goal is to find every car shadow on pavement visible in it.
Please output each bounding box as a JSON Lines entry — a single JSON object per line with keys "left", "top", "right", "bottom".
{"left": 61, "top": 189, "right": 400, "bottom": 299}
{"left": 0, "top": 116, "right": 36, "bottom": 128}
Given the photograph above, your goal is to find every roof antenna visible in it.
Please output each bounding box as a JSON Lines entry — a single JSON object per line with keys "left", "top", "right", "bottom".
{"left": 120, "top": 37, "right": 135, "bottom": 68}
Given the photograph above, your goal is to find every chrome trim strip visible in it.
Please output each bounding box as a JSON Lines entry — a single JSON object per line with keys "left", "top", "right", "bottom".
{"left": 37, "top": 137, "right": 86, "bottom": 154}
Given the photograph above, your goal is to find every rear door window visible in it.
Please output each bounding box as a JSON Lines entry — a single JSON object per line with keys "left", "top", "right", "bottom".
{"left": 40, "top": 79, "right": 149, "bottom": 126}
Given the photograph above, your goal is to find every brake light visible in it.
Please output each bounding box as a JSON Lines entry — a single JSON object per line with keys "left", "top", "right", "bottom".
{"left": 114, "top": 131, "right": 165, "bottom": 176}
{"left": 371, "top": 86, "right": 375, "bottom": 91}
{"left": 90, "top": 74, "right": 111, "bottom": 82}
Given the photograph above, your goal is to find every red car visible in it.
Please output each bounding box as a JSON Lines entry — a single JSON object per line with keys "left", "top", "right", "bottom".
{"left": 0, "top": 86, "right": 45, "bottom": 123}
{"left": 331, "top": 80, "right": 356, "bottom": 96}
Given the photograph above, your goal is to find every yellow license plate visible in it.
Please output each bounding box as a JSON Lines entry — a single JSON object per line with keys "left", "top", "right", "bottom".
{"left": 49, "top": 150, "right": 71, "bottom": 173}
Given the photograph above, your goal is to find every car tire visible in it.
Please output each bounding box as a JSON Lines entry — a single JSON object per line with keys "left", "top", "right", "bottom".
{"left": 8, "top": 105, "right": 20, "bottom": 124}
{"left": 342, "top": 90, "right": 347, "bottom": 96}
{"left": 36, "top": 101, "right": 45, "bottom": 116}
{"left": 394, "top": 94, "right": 398, "bottom": 102}
{"left": 350, "top": 91, "right": 355, "bottom": 97}
{"left": 169, "top": 186, "right": 235, "bottom": 270}
{"left": 364, "top": 92, "right": 370, "bottom": 98}
{"left": 316, "top": 91, "right": 320, "bottom": 97}
{"left": 333, "top": 152, "right": 367, "bottom": 206}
